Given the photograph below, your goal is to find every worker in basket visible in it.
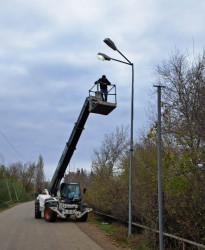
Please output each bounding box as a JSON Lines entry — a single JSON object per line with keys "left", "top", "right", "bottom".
{"left": 95, "top": 75, "right": 111, "bottom": 102}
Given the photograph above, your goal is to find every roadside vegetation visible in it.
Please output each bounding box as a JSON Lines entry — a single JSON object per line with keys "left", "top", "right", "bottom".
{"left": 0, "top": 155, "right": 45, "bottom": 210}
{"left": 65, "top": 50, "right": 205, "bottom": 249}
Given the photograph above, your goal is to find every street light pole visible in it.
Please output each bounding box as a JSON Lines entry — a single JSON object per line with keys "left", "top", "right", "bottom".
{"left": 128, "top": 63, "right": 134, "bottom": 235}
{"left": 97, "top": 38, "right": 134, "bottom": 235}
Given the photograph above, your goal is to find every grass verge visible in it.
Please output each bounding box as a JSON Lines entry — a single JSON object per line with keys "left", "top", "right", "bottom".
{"left": 0, "top": 195, "right": 34, "bottom": 212}
{"left": 88, "top": 212, "right": 151, "bottom": 250}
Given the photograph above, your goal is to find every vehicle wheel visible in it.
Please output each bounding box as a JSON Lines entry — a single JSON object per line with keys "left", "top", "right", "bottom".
{"left": 65, "top": 215, "right": 70, "bottom": 221}
{"left": 76, "top": 213, "right": 88, "bottom": 222}
{"left": 35, "top": 200, "right": 41, "bottom": 219}
{"left": 44, "top": 206, "right": 57, "bottom": 222}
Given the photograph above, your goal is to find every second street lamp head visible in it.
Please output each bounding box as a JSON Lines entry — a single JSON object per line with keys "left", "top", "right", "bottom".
{"left": 104, "top": 38, "right": 117, "bottom": 51}
{"left": 97, "top": 53, "right": 111, "bottom": 61}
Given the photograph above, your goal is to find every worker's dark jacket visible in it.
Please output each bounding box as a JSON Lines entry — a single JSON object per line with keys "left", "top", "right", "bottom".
{"left": 95, "top": 78, "right": 111, "bottom": 90}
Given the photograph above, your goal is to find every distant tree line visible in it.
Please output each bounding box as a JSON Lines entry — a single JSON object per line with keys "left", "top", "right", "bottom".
{"left": 64, "top": 50, "right": 205, "bottom": 248}
{"left": 0, "top": 154, "right": 45, "bottom": 195}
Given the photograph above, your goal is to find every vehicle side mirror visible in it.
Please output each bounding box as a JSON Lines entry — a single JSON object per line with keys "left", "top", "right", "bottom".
{"left": 83, "top": 188, "right": 86, "bottom": 194}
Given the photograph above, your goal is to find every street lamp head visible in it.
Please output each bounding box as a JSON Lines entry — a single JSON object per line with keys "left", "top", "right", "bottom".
{"left": 97, "top": 53, "right": 111, "bottom": 61}
{"left": 104, "top": 38, "right": 117, "bottom": 51}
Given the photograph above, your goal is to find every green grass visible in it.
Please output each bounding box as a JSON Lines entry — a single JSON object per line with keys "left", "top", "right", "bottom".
{"left": 92, "top": 219, "right": 117, "bottom": 234}
{"left": 0, "top": 201, "right": 9, "bottom": 210}
{"left": 88, "top": 213, "right": 151, "bottom": 250}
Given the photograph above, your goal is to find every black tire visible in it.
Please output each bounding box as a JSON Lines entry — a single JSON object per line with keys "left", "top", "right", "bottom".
{"left": 76, "top": 213, "right": 88, "bottom": 222}
{"left": 35, "top": 200, "right": 41, "bottom": 219}
{"left": 65, "top": 215, "right": 70, "bottom": 221}
{"left": 44, "top": 205, "right": 57, "bottom": 222}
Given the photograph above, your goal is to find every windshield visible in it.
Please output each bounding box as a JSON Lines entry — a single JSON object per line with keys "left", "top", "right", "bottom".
{"left": 60, "top": 183, "right": 81, "bottom": 200}
{"left": 67, "top": 184, "right": 81, "bottom": 199}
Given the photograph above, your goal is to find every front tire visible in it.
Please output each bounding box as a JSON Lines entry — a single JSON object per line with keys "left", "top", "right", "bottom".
{"left": 35, "top": 200, "right": 41, "bottom": 219}
{"left": 44, "top": 206, "right": 57, "bottom": 222}
{"left": 76, "top": 213, "right": 88, "bottom": 222}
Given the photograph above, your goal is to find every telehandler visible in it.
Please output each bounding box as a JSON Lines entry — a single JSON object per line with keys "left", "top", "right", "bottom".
{"left": 35, "top": 83, "right": 116, "bottom": 222}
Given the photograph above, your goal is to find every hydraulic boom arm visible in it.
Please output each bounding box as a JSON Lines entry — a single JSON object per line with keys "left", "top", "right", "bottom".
{"left": 48, "top": 97, "right": 90, "bottom": 196}
{"left": 48, "top": 84, "right": 116, "bottom": 196}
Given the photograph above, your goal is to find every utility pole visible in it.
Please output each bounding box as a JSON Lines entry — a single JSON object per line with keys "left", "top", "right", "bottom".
{"left": 154, "top": 84, "right": 165, "bottom": 250}
{"left": 14, "top": 182, "right": 19, "bottom": 201}
{"left": 6, "top": 179, "right": 12, "bottom": 202}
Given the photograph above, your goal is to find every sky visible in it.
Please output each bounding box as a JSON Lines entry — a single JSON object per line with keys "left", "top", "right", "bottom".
{"left": 0, "top": 0, "right": 205, "bottom": 180}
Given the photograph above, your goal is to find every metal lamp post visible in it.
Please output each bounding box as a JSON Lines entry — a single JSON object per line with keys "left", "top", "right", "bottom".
{"left": 97, "top": 38, "right": 134, "bottom": 235}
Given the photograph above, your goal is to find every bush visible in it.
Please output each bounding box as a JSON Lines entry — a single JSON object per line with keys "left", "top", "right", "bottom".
{"left": 0, "top": 179, "right": 34, "bottom": 210}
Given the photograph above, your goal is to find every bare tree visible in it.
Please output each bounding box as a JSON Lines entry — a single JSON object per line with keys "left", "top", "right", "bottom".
{"left": 8, "top": 161, "right": 36, "bottom": 191}
{"left": 153, "top": 50, "right": 205, "bottom": 244}
{"left": 155, "top": 50, "right": 205, "bottom": 168}
{"left": 64, "top": 168, "right": 89, "bottom": 188}
{"left": 91, "top": 126, "right": 129, "bottom": 177}
{"left": 35, "top": 155, "right": 44, "bottom": 194}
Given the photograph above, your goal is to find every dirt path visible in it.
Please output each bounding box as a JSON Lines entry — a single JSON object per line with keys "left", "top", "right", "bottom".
{"left": 0, "top": 201, "right": 124, "bottom": 250}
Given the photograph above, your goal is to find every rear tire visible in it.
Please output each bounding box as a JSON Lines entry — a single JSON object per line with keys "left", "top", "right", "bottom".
{"left": 44, "top": 206, "right": 57, "bottom": 222}
{"left": 35, "top": 200, "right": 41, "bottom": 219}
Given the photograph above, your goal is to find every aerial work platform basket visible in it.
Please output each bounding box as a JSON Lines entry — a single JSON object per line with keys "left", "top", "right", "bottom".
{"left": 89, "top": 83, "right": 117, "bottom": 115}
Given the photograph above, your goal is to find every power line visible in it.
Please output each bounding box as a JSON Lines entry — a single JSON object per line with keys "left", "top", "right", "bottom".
{"left": 0, "top": 128, "right": 26, "bottom": 162}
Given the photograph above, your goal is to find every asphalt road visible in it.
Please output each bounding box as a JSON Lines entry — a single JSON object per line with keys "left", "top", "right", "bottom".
{"left": 0, "top": 201, "right": 104, "bottom": 250}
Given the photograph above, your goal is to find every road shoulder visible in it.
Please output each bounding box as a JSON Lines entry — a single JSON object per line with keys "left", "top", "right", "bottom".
{"left": 77, "top": 221, "right": 126, "bottom": 250}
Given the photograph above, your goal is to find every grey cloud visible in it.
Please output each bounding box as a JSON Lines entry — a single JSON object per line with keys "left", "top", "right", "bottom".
{"left": 1, "top": 0, "right": 205, "bottom": 178}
